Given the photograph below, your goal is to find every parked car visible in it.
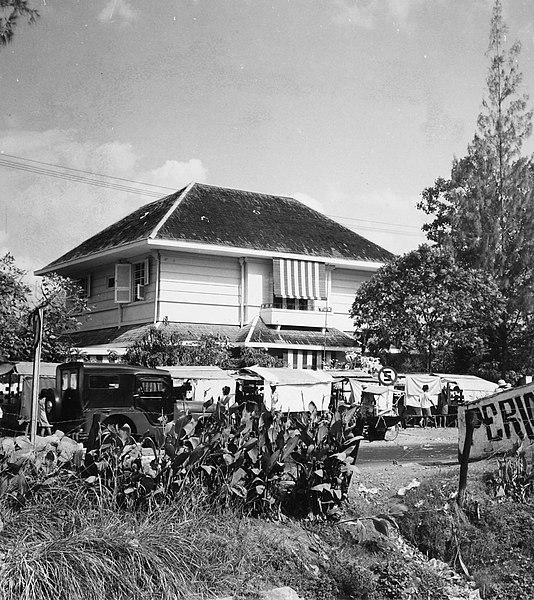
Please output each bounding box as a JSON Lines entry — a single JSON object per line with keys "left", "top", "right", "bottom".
{"left": 44, "top": 362, "right": 174, "bottom": 441}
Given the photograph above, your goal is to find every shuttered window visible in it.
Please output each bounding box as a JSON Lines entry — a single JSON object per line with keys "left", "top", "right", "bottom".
{"left": 114, "top": 264, "right": 132, "bottom": 303}
{"left": 273, "top": 259, "right": 326, "bottom": 300}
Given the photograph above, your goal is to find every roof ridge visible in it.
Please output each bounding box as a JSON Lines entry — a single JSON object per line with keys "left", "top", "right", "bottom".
{"left": 149, "top": 182, "right": 195, "bottom": 239}
{"left": 193, "top": 181, "right": 296, "bottom": 202}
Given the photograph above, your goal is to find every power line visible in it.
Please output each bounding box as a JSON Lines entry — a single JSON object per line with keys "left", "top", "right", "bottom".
{"left": 0, "top": 152, "right": 175, "bottom": 191}
{"left": 0, "top": 152, "right": 426, "bottom": 237}
{"left": 326, "top": 213, "right": 421, "bottom": 230}
{"left": 0, "top": 157, "right": 164, "bottom": 198}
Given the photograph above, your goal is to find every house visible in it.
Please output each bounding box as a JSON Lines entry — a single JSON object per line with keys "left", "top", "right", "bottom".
{"left": 35, "top": 183, "right": 393, "bottom": 367}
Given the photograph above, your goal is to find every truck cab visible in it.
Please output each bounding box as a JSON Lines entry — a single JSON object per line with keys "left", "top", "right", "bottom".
{"left": 47, "top": 362, "right": 174, "bottom": 441}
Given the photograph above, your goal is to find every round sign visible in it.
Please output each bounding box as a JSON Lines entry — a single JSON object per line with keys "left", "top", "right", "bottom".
{"left": 378, "top": 366, "right": 398, "bottom": 386}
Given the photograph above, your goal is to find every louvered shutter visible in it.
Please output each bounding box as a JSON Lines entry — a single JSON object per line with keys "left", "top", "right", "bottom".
{"left": 143, "top": 257, "right": 150, "bottom": 285}
{"left": 114, "top": 264, "right": 132, "bottom": 303}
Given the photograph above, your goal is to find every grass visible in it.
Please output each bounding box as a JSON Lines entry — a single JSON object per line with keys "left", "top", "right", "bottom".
{"left": 0, "top": 470, "right": 459, "bottom": 600}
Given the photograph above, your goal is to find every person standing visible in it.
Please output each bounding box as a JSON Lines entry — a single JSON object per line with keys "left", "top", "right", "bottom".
{"left": 219, "top": 386, "right": 233, "bottom": 409}
{"left": 38, "top": 390, "right": 52, "bottom": 436}
{"left": 419, "top": 385, "right": 434, "bottom": 428}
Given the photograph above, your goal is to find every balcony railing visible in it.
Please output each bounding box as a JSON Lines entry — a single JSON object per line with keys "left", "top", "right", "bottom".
{"left": 260, "top": 303, "right": 331, "bottom": 328}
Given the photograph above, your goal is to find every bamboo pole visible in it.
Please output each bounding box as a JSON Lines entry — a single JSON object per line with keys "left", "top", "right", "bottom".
{"left": 457, "top": 409, "right": 476, "bottom": 508}
{"left": 29, "top": 306, "right": 44, "bottom": 444}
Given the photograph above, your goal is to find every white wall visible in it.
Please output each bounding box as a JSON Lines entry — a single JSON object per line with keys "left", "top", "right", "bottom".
{"left": 158, "top": 252, "right": 241, "bottom": 325}
{"left": 244, "top": 259, "right": 270, "bottom": 322}
{"left": 328, "top": 268, "right": 371, "bottom": 332}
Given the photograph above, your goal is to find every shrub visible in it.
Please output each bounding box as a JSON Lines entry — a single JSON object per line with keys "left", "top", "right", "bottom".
{"left": 0, "top": 402, "right": 364, "bottom": 521}
{"left": 486, "top": 443, "right": 534, "bottom": 503}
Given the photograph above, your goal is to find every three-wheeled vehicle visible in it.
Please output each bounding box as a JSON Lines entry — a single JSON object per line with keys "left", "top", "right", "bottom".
{"left": 162, "top": 365, "right": 236, "bottom": 416}
{"left": 329, "top": 370, "right": 402, "bottom": 440}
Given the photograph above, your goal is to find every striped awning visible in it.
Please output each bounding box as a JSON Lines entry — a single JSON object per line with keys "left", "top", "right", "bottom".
{"left": 273, "top": 259, "right": 326, "bottom": 300}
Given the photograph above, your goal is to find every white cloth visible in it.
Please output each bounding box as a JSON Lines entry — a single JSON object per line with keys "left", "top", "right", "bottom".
{"left": 405, "top": 374, "right": 440, "bottom": 408}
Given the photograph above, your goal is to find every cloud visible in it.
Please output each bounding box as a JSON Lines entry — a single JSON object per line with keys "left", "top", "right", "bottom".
{"left": 0, "top": 129, "right": 207, "bottom": 275}
{"left": 97, "top": 0, "right": 138, "bottom": 25}
{"left": 141, "top": 159, "right": 207, "bottom": 189}
{"left": 332, "top": 0, "right": 425, "bottom": 29}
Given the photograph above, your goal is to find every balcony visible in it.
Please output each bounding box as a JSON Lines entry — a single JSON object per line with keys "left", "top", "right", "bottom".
{"left": 260, "top": 303, "right": 331, "bottom": 329}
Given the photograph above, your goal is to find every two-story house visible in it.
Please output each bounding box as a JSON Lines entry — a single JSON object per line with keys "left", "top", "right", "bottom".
{"left": 35, "top": 183, "right": 393, "bottom": 367}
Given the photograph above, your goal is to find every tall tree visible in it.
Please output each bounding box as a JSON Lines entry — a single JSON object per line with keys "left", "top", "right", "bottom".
{"left": 0, "top": 0, "right": 38, "bottom": 46}
{"left": 350, "top": 245, "right": 503, "bottom": 374}
{"left": 418, "top": 0, "right": 534, "bottom": 376}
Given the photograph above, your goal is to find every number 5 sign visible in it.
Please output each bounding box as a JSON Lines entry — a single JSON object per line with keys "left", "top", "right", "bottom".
{"left": 378, "top": 366, "right": 398, "bottom": 386}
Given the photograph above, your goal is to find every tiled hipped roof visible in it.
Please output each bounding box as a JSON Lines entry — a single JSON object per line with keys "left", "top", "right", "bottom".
{"left": 67, "top": 321, "right": 357, "bottom": 351}
{"left": 42, "top": 183, "right": 393, "bottom": 270}
{"left": 235, "top": 318, "right": 358, "bottom": 349}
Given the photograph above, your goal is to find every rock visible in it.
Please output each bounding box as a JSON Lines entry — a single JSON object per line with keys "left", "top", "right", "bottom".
{"left": 57, "top": 436, "right": 79, "bottom": 463}
{"left": 216, "top": 587, "right": 307, "bottom": 600}
{"left": 1, "top": 437, "right": 15, "bottom": 458}
{"left": 259, "top": 587, "right": 306, "bottom": 600}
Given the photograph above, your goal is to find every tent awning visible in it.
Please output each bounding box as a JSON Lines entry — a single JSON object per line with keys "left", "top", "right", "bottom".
{"left": 162, "top": 366, "right": 233, "bottom": 381}
{"left": 434, "top": 373, "right": 496, "bottom": 394}
{"left": 0, "top": 362, "right": 59, "bottom": 378}
{"left": 241, "top": 366, "right": 333, "bottom": 386}
{"left": 362, "top": 384, "right": 390, "bottom": 395}
{"left": 273, "top": 258, "right": 326, "bottom": 300}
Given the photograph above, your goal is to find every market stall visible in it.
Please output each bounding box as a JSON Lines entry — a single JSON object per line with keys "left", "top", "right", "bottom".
{"left": 237, "top": 366, "right": 333, "bottom": 413}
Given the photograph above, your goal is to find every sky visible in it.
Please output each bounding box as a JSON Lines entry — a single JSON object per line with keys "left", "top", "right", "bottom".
{"left": 1, "top": 0, "right": 534, "bottom": 278}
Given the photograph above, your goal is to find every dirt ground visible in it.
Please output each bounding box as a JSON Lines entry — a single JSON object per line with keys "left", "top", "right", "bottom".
{"left": 349, "top": 427, "right": 494, "bottom": 512}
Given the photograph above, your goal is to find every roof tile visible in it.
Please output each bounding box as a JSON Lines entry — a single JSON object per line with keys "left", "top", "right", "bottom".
{"left": 41, "top": 183, "right": 393, "bottom": 271}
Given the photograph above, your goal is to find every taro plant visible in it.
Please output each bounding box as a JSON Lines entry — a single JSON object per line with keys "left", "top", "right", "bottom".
{"left": 487, "top": 441, "right": 534, "bottom": 503}
{"left": 79, "top": 399, "right": 365, "bottom": 519}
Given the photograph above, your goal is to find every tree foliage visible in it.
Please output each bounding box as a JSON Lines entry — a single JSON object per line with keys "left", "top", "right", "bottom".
{"left": 0, "top": 253, "right": 87, "bottom": 363}
{"left": 0, "top": 0, "right": 38, "bottom": 47}
{"left": 37, "top": 273, "right": 89, "bottom": 362}
{"left": 0, "top": 253, "right": 32, "bottom": 361}
{"left": 124, "top": 324, "right": 283, "bottom": 369}
{"left": 418, "top": 0, "right": 534, "bottom": 376}
{"left": 350, "top": 245, "right": 503, "bottom": 373}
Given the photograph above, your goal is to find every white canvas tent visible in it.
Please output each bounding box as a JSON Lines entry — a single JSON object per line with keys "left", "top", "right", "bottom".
{"left": 434, "top": 373, "right": 496, "bottom": 404}
{"left": 361, "top": 384, "right": 395, "bottom": 415}
{"left": 0, "top": 362, "right": 59, "bottom": 425}
{"left": 404, "top": 374, "right": 441, "bottom": 408}
{"left": 240, "top": 366, "right": 333, "bottom": 412}
{"left": 163, "top": 366, "right": 235, "bottom": 405}
{"left": 328, "top": 370, "right": 378, "bottom": 407}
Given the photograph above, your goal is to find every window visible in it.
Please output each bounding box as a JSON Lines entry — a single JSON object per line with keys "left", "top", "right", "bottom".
{"left": 114, "top": 258, "right": 149, "bottom": 303}
{"left": 88, "top": 375, "right": 120, "bottom": 389}
{"left": 133, "top": 258, "right": 150, "bottom": 301}
{"left": 273, "top": 295, "right": 311, "bottom": 311}
{"left": 137, "top": 378, "right": 167, "bottom": 395}
{"left": 107, "top": 277, "right": 115, "bottom": 288}
{"left": 61, "top": 371, "right": 78, "bottom": 390}
{"left": 78, "top": 274, "right": 92, "bottom": 298}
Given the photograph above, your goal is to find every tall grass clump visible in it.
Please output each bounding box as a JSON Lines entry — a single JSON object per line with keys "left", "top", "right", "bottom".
{"left": 0, "top": 486, "right": 210, "bottom": 600}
